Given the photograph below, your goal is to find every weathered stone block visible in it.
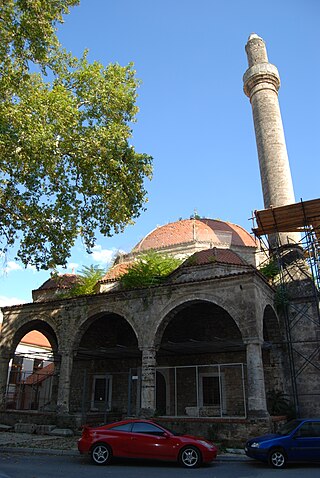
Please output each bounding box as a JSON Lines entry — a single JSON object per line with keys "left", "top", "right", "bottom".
{"left": 49, "top": 428, "right": 74, "bottom": 437}
{"left": 14, "top": 422, "right": 37, "bottom": 434}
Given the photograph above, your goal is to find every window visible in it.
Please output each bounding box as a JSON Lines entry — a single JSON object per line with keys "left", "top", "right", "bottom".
{"left": 33, "top": 359, "right": 43, "bottom": 372}
{"left": 199, "top": 373, "right": 222, "bottom": 407}
{"left": 297, "top": 422, "right": 320, "bottom": 438}
{"left": 131, "top": 422, "right": 165, "bottom": 436}
{"left": 110, "top": 423, "right": 132, "bottom": 432}
{"left": 8, "top": 356, "right": 23, "bottom": 385}
{"left": 202, "top": 376, "right": 220, "bottom": 406}
{"left": 94, "top": 378, "right": 107, "bottom": 402}
{"left": 91, "top": 375, "right": 112, "bottom": 410}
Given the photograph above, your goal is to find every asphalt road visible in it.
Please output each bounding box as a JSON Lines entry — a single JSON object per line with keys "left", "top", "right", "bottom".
{"left": 0, "top": 453, "right": 319, "bottom": 478}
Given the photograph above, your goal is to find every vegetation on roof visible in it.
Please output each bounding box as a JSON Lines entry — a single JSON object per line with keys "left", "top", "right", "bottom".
{"left": 258, "top": 259, "right": 279, "bottom": 281}
{"left": 119, "top": 251, "right": 182, "bottom": 289}
{"left": 58, "top": 265, "right": 105, "bottom": 297}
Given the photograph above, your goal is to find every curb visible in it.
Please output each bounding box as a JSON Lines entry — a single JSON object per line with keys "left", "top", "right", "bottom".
{"left": 0, "top": 447, "right": 79, "bottom": 456}
{"left": 0, "top": 446, "right": 250, "bottom": 461}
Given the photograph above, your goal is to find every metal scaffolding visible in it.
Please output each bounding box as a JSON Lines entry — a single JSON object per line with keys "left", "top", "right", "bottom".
{"left": 253, "top": 198, "right": 320, "bottom": 415}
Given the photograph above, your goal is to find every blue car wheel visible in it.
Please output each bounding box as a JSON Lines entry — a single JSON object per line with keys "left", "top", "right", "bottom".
{"left": 268, "top": 449, "right": 287, "bottom": 469}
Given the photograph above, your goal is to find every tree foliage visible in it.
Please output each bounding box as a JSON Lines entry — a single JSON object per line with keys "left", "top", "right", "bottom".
{"left": 58, "top": 264, "right": 105, "bottom": 297}
{"left": 119, "top": 252, "right": 182, "bottom": 289}
{"left": 0, "top": 0, "right": 152, "bottom": 270}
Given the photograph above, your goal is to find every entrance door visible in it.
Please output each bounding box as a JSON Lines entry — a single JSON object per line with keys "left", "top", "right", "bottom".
{"left": 91, "top": 375, "right": 112, "bottom": 411}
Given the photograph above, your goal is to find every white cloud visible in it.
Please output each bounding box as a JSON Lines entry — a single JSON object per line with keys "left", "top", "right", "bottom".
{"left": 0, "top": 295, "right": 27, "bottom": 308}
{"left": 91, "top": 245, "right": 116, "bottom": 265}
{"left": 3, "top": 261, "right": 22, "bottom": 274}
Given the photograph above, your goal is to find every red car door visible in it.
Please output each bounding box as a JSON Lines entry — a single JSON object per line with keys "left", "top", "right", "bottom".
{"left": 128, "top": 422, "right": 177, "bottom": 461}
{"left": 98, "top": 424, "right": 132, "bottom": 457}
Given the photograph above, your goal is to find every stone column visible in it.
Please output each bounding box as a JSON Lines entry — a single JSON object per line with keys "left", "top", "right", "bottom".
{"left": 56, "top": 351, "right": 73, "bottom": 414}
{"left": 0, "top": 354, "right": 10, "bottom": 411}
{"left": 140, "top": 346, "right": 156, "bottom": 416}
{"left": 243, "top": 33, "right": 301, "bottom": 247}
{"left": 244, "top": 337, "right": 269, "bottom": 417}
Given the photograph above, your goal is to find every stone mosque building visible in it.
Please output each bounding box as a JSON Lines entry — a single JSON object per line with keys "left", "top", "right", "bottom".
{"left": 0, "top": 35, "right": 319, "bottom": 443}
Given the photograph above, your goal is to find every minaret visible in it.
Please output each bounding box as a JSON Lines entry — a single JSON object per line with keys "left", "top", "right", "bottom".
{"left": 243, "top": 33, "right": 300, "bottom": 247}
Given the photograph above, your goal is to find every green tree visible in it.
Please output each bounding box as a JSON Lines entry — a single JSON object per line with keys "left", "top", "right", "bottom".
{"left": 0, "top": 0, "right": 152, "bottom": 270}
{"left": 59, "top": 264, "right": 105, "bottom": 297}
{"left": 119, "top": 252, "right": 182, "bottom": 289}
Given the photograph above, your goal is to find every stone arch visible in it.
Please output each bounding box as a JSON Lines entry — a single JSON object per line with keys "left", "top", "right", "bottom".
{"left": 262, "top": 304, "right": 287, "bottom": 402}
{"left": 7, "top": 318, "right": 58, "bottom": 357}
{"left": 154, "top": 298, "right": 246, "bottom": 418}
{"left": 1, "top": 317, "right": 59, "bottom": 413}
{"left": 155, "top": 296, "right": 243, "bottom": 348}
{"left": 72, "top": 307, "right": 139, "bottom": 353}
{"left": 263, "top": 304, "right": 281, "bottom": 344}
{"left": 69, "top": 310, "right": 141, "bottom": 417}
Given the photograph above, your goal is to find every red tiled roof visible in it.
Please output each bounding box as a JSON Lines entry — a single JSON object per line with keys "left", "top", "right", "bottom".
{"left": 182, "top": 248, "right": 246, "bottom": 267}
{"left": 132, "top": 218, "right": 256, "bottom": 252}
{"left": 24, "top": 362, "right": 54, "bottom": 385}
{"left": 36, "top": 274, "right": 79, "bottom": 291}
{"left": 21, "top": 331, "right": 51, "bottom": 348}
{"left": 101, "top": 262, "right": 132, "bottom": 281}
{"left": 200, "top": 219, "right": 256, "bottom": 247}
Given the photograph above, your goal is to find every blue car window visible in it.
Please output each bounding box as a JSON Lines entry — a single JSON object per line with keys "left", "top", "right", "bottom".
{"left": 296, "top": 422, "right": 320, "bottom": 438}
{"left": 278, "top": 419, "right": 300, "bottom": 436}
{"left": 310, "top": 422, "right": 320, "bottom": 437}
{"left": 309, "top": 422, "right": 320, "bottom": 437}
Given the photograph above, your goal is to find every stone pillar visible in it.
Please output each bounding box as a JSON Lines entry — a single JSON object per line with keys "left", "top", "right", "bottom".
{"left": 243, "top": 33, "right": 300, "bottom": 247}
{"left": 140, "top": 346, "right": 156, "bottom": 416}
{"left": 0, "top": 354, "right": 10, "bottom": 411}
{"left": 244, "top": 338, "right": 269, "bottom": 417}
{"left": 56, "top": 351, "right": 73, "bottom": 414}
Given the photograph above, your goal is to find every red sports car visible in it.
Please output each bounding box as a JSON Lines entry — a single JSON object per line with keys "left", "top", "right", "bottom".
{"left": 78, "top": 419, "right": 218, "bottom": 468}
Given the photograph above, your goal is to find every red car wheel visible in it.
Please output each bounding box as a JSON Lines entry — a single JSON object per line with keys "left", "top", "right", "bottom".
{"left": 179, "top": 446, "right": 202, "bottom": 468}
{"left": 91, "top": 443, "right": 112, "bottom": 465}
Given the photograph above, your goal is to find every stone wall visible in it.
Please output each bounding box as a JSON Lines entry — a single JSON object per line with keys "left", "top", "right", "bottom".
{"left": 156, "top": 416, "right": 277, "bottom": 447}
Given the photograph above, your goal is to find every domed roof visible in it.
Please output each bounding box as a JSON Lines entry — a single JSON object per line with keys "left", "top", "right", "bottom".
{"left": 36, "top": 274, "right": 79, "bottom": 291}
{"left": 132, "top": 218, "right": 256, "bottom": 252}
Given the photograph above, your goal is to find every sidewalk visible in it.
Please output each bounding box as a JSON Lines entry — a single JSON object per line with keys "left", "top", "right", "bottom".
{"left": 0, "top": 431, "right": 249, "bottom": 461}
{"left": 0, "top": 431, "right": 79, "bottom": 456}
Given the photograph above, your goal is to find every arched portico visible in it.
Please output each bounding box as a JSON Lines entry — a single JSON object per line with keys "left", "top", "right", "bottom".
{"left": 0, "top": 318, "right": 58, "bottom": 412}
{"left": 69, "top": 311, "right": 141, "bottom": 419}
{"left": 153, "top": 299, "right": 247, "bottom": 417}
{"left": 149, "top": 293, "right": 270, "bottom": 419}
{"left": 0, "top": 269, "right": 275, "bottom": 426}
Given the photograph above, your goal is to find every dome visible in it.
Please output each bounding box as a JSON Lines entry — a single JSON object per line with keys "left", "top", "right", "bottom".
{"left": 32, "top": 273, "right": 80, "bottom": 302}
{"left": 99, "top": 218, "right": 257, "bottom": 286}
{"left": 36, "top": 274, "right": 79, "bottom": 291}
{"left": 132, "top": 218, "right": 256, "bottom": 252}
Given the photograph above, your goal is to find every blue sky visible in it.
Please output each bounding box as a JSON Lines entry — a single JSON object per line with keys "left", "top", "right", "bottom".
{"left": 1, "top": 0, "right": 319, "bottom": 307}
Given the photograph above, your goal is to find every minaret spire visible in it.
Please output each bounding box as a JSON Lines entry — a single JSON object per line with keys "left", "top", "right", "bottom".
{"left": 243, "top": 33, "right": 300, "bottom": 246}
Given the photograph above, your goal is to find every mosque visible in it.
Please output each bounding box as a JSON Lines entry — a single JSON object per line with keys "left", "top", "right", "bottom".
{"left": 0, "top": 34, "right": 319, "bottom": 444}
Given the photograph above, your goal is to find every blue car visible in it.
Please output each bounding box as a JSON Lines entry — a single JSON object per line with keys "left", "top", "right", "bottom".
{"left": 245, "top": 418, "right": 320, "bottom": 468}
